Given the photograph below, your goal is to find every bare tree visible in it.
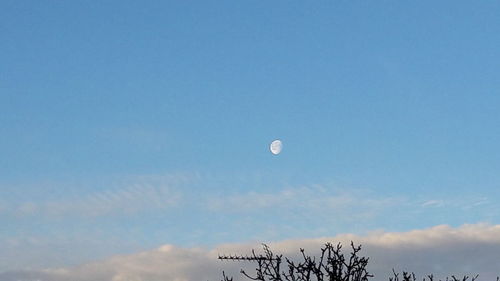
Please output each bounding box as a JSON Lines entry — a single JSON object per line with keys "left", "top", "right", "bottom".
{"left": 389, "top": 269, "right": 500, "bottom": 281}
{"left": 219, "top": 242, "right": 372, "bottom": 281}
{"left": 389, "top": 269, "right": 483, "bottom": 281}
{"left": 218, "top": 242, "right": 499, "bottom": 281}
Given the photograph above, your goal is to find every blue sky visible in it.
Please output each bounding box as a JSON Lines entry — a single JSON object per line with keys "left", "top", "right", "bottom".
{"left": 1, "top": 0, "right": 500, "bottom": 273}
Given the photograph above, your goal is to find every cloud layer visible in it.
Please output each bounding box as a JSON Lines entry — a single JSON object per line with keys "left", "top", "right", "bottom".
{"left": 2, "top": 223, "right": 500, "bottom": 281}
{"left": 2, "top": 175, "right": 498, "bottom": 274}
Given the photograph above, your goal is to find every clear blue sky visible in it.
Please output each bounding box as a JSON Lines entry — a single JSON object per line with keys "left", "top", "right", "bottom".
{"left": 1, "top": 0, "right": 500, "bottom": 271}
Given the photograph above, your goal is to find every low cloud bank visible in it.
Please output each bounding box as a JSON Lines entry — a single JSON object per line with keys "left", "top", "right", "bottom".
{"left": 2, "top": 223, "right": 500, "bottom": 281}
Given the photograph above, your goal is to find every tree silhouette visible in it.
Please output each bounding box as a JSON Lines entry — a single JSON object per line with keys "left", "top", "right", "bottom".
{"left": 389, "top": 270, "right": 499, "bottom": 281}
{"left": 219, "top": 242, "right": 372, "bottom": 281}
{"left": 218, "top": 242, "right": 499, "bottom": 281}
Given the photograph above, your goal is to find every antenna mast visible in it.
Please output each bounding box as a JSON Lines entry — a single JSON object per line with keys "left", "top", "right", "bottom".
{"left": 218, "top": 254, "right": 280, "bottom": 261}
{"left": 218, "top": 245, "right": 281, "bottom": 262}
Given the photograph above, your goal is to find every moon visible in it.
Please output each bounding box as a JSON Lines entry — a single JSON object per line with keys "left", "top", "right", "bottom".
{"left": 270, "top": 139, "right": 282, "bottom": 155}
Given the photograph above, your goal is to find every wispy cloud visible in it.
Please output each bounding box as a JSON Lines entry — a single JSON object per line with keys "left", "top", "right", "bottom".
{"left": 421, "top": 199, "right": 445, "bottom": 207}
{"left": 207, "top": 185, "right": 404, "bottom": 214}
{"left": 3, "top": 174, "right": 186, "bottom": 219}
{"left": 43, "top": 183, "right": 181, "bottom": 217}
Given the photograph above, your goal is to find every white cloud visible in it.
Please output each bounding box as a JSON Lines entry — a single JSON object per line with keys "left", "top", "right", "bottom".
{"left": 421, "top": 200, "right": 445, "bottom": 207}
{"left": 2, "top": 176, "right": 185, "bottom": 219}
{"left": 207, "top": 185, "right": 404, "bottom": 215}
{"left": 2, "top": 223, "right": 500, "bottom": 281}
{"left": 41, "top": 183, "right": 181, "bottom": 218}
{"left": 89, "top": 184, "right": 176, "bottom": 215}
